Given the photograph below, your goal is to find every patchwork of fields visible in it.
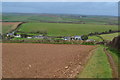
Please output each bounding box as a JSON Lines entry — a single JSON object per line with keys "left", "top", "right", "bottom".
{"left": 18, "top": 22, "right": 118, "bottom": 36}
{"left": 3, "top": 13, "right": 118, "bottom": 25}
{"left": 1, "top": 13, "right": 119, "bottom": 78}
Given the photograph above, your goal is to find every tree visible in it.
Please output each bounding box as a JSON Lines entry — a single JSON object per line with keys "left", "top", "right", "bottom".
{"left": 0, "top": 33, "right": 2, "bottom": 39}
{"left": 81, "top": 35, "right": 88, "bottom": 40}
{"left": 21, "top": 34, "right": 27, "bottom": 38}
{"left": 109, "top": 29, "right": 112, "bottom": 33}
{"left": 14, "top": 33, "right": 17, "bottom": 36}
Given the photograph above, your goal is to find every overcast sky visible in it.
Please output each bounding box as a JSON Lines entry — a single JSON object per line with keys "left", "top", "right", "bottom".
{"left": 2, "top": 0, "right": 120, "bottom": 2}
{"left": 2, "top": 2, "right": 118, "bottom": 16}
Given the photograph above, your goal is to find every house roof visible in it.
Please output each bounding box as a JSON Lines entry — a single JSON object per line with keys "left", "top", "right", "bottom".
{"left": 7, "top": 33, "right": 14, "bottom": 35}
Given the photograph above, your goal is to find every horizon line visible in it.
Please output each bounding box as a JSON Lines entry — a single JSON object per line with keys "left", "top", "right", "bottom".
{"left": 2, "top": 12, "right": 118, "bottom": 17}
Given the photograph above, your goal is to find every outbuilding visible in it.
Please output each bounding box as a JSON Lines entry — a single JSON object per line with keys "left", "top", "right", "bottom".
{"left": 74, "top": 36, "right": 82, "bottom": 40}
{"left": 14, "top": 34, "right": 21, "bottom": 38}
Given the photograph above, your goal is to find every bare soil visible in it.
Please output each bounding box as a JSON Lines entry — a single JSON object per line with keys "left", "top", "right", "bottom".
{"left": 2, "top": 22, "right": 22, "bottom": 33}
{"left": 2, "top": 22, "right": 22, "bottom": 26}
{"left": 2, "top": 43, "right": 95, "bottom": 78}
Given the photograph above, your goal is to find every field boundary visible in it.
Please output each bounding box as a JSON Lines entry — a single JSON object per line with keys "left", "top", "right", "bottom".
{"left": 104, "top": 48, "right": 118, "bottom": 78}
{"left": 9, "top": 22, "right": 26, "bottom": 33}
{"left": 76, "top": 46, "right": 97, "bottom": 78}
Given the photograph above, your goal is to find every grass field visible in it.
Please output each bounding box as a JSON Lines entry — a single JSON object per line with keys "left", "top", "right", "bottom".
{"left": 88, "top": 36, "right": 103, "bottom": 42}
{"left": 77, "top": 46, "right": 112, "bottom": 78}
{"left": 18, "top": 22, "right": 118, "bottom": 36}
{"left": 2, "top": 22, "right": 22, "bottom": 34}
{"left": 3, "top": 13, "right": 118, "bottom": 25}
{"left": 88, "top": 33, "right": 119, "bottom": 42}
{"left": 100, "top": 33, "right": 119, "bottom": 41}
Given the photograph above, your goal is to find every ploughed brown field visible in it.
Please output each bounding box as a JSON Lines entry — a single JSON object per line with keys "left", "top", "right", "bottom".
{"left": 2, "top": 22, "right": 22, "bottom": 27}
{"left": 2, "top": 43, "right": 95, "bottom": 78}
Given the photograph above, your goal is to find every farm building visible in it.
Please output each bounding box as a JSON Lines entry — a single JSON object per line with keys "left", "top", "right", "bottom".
{"left": 64, "top": 36, "right": 71, "bottom": 40}
{"left": 74, "top": 36, "right": 82, "bottom": 40}
{"left": 27, "top": 37, "right": 32, "bottom": 39}
{"left": 14, "top": 34, "right": 21, "bottom": 38}
{"left": 86, "top": 39, "right": 95, "bottom": 42}
{"left": 7, "top": 33, "right": 14, "bottom": 37}
{"left": 64, "top": 36, "right": 82, "bottom": 40}
{"left": 33, "top": 35, "right": 44, "bottom": 39}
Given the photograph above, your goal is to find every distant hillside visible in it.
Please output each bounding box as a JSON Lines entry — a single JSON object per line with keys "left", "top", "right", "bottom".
{"left": 2, "top": 13, "right": 118, "bottom": 25}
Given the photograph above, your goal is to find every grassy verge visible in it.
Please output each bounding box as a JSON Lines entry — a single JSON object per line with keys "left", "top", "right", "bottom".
{"left": 77, "top": 46, "right": 112, "bottom": 78}
{"left": 107, "top": 48, "right": 119, "bottom": 69}
{"left": 107, "top": 47, "right": 120, "bottom": 77}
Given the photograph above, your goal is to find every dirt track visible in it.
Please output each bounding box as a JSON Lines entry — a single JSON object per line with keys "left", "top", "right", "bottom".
{"left": 2, "top": 43, "right": 95, "bottom": 78}
{"left": 104, "top": 48, "right": 118, "bottom": 78}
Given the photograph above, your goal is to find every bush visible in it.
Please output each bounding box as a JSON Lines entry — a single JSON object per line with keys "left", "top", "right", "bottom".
{"left": 81, "top": 35, "right": 88, "bottom": 40}
{"left": 81, "top": 42, "right": 95, "bottom": 45}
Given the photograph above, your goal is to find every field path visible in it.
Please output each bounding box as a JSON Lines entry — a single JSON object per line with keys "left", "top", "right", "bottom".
{"left": 104, "top": 48, "right": 118, "bottom": 78}
{"left": 2, "top": 43, "right": 95, "bottom": 78}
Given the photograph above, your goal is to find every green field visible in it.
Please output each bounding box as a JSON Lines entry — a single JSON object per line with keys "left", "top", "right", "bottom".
{"left": 77, "top": 46, "right": 112, "bottom": 78}
{"left": 2, "top": 25, "right": 12, "bottom": 34}
{"left": 88, "top": 33, "right": 119, "bottom": 42}
{"left": 2, "top": 22, "right": 21, "bottom": 34}
{"left": 3, "top": 13, "right": 118, "bottom": 25}
{"left": 100, "top": 33, "right": 119, "bottom": 41}
{"left": 88, "top": 36, "right": 103, "bottom": 42}
{"left": 18, "top": 22, "right": 118, "bottom": 36}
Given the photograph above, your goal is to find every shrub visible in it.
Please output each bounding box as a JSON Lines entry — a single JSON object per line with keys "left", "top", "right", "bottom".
{"left": 81, "top": 35, "right": 88, "bottom": 40}
{"left": 81, "top": 42, "right": 95, "bottom": 45}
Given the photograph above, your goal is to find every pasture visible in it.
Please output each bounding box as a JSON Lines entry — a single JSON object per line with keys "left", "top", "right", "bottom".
{"left": 3, "top": 13, "right": 118, "bottom": 25}
{"left": 100, "top": 33, "right": 119, "bottom": 41}
{"left": 88, "top": 33, "right": 119, "bottom": 42}
{"left": 2, "top": 22, "right": 22, "bottom": 34}
{"left": 18, "top": 22, "right": 118, "bottom": 36}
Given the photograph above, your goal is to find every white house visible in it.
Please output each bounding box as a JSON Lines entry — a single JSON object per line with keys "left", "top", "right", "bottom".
{"left": 74, "top": 36, "right": 82, "bottom": 40}
{"left": 14, "top": 34, "right": 21, "bottom": 38}
{"left": 64, "top": 36, "right": 82, "bottom": 40}
{"left": 27, "top": 37, "right": 32, "bottom": 39}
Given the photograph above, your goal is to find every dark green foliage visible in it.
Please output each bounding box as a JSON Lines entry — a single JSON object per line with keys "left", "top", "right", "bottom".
{"left": 81, "top": 42, "right": 95, "bottom": 45}
{"left": 81, "top": 35, "right": 88, "bottom": 40}
{"left": 107, "top": 47, "right": 120, "bottom": 57}
{"left": 21, "top": 33, "right": 28, "bottom": 38}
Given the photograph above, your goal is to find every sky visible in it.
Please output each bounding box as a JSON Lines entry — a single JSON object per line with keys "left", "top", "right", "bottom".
{"left": 2, "top": 0, "right": 120, "bottom": 2}
{"left": 2, "top": 2, "right": 118, "bottom": 16}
